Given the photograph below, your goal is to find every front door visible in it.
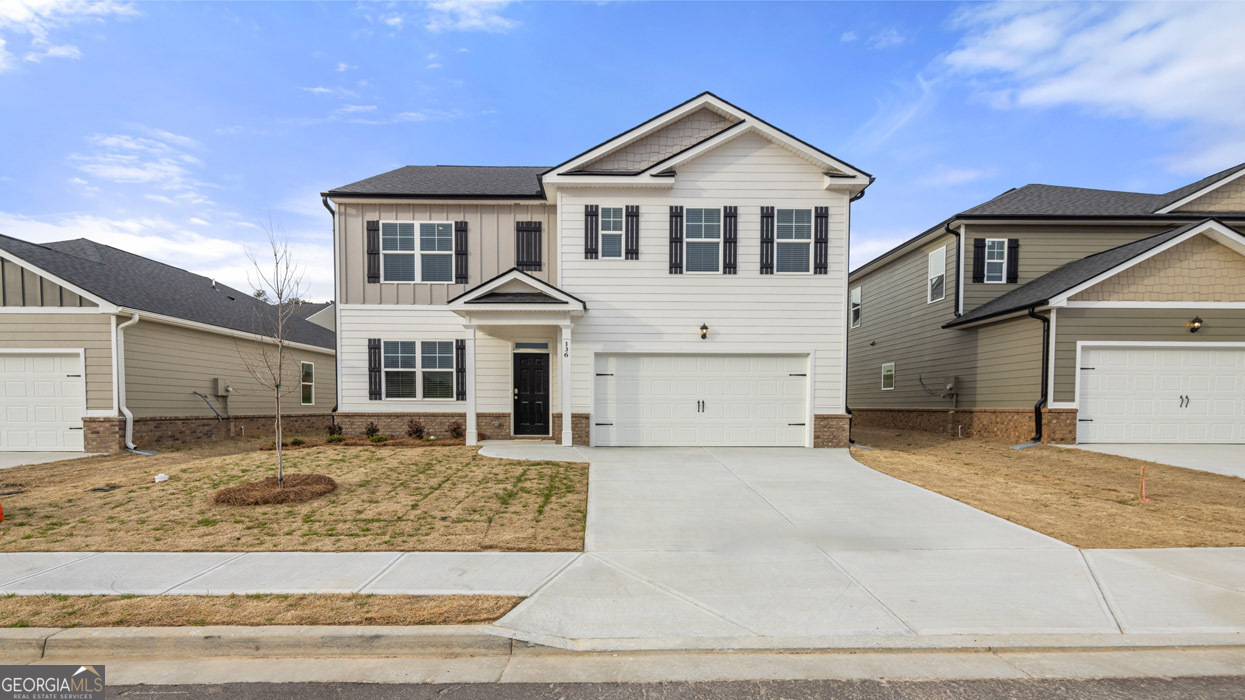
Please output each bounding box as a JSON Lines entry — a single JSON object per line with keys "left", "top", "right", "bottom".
{"left": 513, "top": 353, "right": 550, "bottom": 435}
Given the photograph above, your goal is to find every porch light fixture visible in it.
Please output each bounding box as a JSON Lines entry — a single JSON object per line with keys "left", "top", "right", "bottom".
{"left": 699, "top": 323, "right": 709, "bottom": 340}
{"left": 1189, "top": 316, "right": 1203, "bottom": 333}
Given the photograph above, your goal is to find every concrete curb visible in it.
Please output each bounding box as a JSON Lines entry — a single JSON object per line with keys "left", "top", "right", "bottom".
{"left": 0, "top": 627, "right": 59, "bottom": 660}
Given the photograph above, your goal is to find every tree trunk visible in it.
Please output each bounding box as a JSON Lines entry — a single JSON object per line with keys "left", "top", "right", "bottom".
{"left": 275, "top": 388, "right": 284, "bottom": 489}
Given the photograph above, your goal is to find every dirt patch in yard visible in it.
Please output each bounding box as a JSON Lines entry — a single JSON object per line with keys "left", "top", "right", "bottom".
{"left": 850, "top": 428, "right": 1245, "bottom": 549}
{"left": 213, "top": 473, "right": 337, "bottom": 506}
{"left": 0, "top": 441, "right": 587, "bottom": 552}
{"left": 0, "top": 594, "right": 520, "bottom": 627}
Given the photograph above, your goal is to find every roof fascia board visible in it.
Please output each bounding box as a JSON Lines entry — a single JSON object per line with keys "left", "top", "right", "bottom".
{"left": 323, "top": 193, "right": 546, "bottom": 202}
{"left": 958, "top": 213, "right": 1245, "bottom": 223}
{"left": 1155, "top": 168, "right": 1245, "bottom": 214}
{"left": 539, "top": 175, "right": 676, "bottom": 188}
{"left": 0, "top": 248, "right": 118, "bottom": 312}
{"left": 943, "top": 306, "right": 1050, "bottom": 330}
{"left": 119, "top": 308, "right": 335, "bottom": 355}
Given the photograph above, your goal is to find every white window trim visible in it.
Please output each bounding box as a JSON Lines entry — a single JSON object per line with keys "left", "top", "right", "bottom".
{"left": 775, "top": 208, "right": 814, "bottom": 275}
{"left": 881, "top": 362, "right": 895, "bottom": 391}
{"left": 382, "top": 340, "right": 456, "bottom": 401}
{"left": 683, "top": 207, "right": 724, "bottom": 275}
{"left": 419, "top": 340, "right": 457, "bottom": 401}
{"left": 300, "top": 361, "right": 315, "bottom": 406}
{"left": 599, "top": 206, "right": 625, "bottom": 259}
{"left": 984, "top": 238, "right": 1007, "bottom": 284}
{"left": 379, "top": 220, "right": 455, "bottom": 284}
{"left": 850, "top": 286, "right": 862, "bottom": 328}
{"left": 928, "top": 246, "right": 947, "bottom": 303}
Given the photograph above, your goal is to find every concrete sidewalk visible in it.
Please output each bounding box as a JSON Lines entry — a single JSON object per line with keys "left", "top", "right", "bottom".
{"left": 1065, "top": 443, "right": 1245, "bottom": 479}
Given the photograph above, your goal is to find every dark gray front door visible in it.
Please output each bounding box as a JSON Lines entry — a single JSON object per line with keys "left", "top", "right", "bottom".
{"left": 513, "top": 353, "right": 550, "bottom": 435}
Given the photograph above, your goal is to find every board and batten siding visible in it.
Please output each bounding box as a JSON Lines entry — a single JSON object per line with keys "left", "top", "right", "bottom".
{"left": 1, "top": 260, "right": 96, "bottom": 308}
{"left": 123, "top": 320, "right": 336, "bottom": 418}
{"left": 335, "top": 202, "right": 557, "bottom": 306}
{"left": 1053, "top": 308, "right": 1245, "bottom": 404}
{"left": 337, "top": 307, "right": 561, "bottom": 415}
{"left": 558, "top": 131, "right": 851, "bottom": 415}
{"left": 0, "top": 312, "right": 113, "bottom": 411}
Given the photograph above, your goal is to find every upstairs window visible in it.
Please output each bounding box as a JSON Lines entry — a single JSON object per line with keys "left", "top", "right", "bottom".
{"left": 776, "top": 209, "right": 813, "bottom": 274}
{"left": 684, "top": 207, "right": 721, "bottom": 273}
{"left": 985, "top": 238, "right": 1007, "bottom": 283}
{"left": 380, "top": 222, "right": 453, "bottom": 283}
{"left": 383, "top": 341, "right": 418, "bottom": 398}
{"left": 420, "top": 223, "right": 454, "bottom": 282}
{"left": 928, "top": 246, "right": 946, "bottom": 302}
{"left": 420, "top": 341, "right": 455, "bottom": 399}
{"left": 850, "top": 286, "right": 862, "bottom": 328}
{"left": 381, "top": 223, "right": 416, "bottom": 282}
{"left": 600, "top": 207, "right": 624, "bottom": 259}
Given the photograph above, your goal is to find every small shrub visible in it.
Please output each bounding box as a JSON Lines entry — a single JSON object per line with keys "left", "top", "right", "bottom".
{"left": 369, "top": 435, "right": 389, "bottom": 443}
{"left": 326, "top": 423, "right": 343, "bottom": 437}
{"left": 326, "top": 435, "right": 345, "bottom": 444}
{"left": 448, "top": 421, "right": 465, "bottom": 440}
{"left": 290, "top": 438, "right": 305, "bottom": 446}
{"left": 406, "top": 418, "right": 426, "bottom": 439}
{"left": 363, "top": 421, "right": 380, "bottom": 438}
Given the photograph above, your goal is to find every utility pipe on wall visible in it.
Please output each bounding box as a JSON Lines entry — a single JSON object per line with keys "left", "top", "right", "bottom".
{"left": 1028, "top": 306, "right": 1050, "bottom": 444}
{"left": 115, "top": 313, "right": 146, "bottom": 453}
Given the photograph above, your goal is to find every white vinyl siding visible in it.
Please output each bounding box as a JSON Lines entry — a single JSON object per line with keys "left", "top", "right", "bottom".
{"left": 881, "top": 362, "right": 895, "bottom": 390}
{"left": 600, "top": 207, "right": 623, "bottom": 259}
{"left": 300, "top": 361, "right": 314, "bottom": 405}
{"left": 776, "top": 208, "right": 812, "bottom": 274}
{"left": 928, "top": 246, "right": 946, "bottom": 302}
{"left": 684, "top": 207, "right": 721, "bottom": 273}
{"left": 850, "top": 286, "right": 861, "bottom": 328}
{"left": 985, "top": 238, "right": 1007, "bottom": 283}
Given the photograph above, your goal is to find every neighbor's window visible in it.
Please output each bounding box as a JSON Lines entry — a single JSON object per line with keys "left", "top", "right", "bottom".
{"left": 928, "top": 246, "right": 946, "bottom": 303}
{"left": 685, "top": 208, "right": 721, "bottom": 273}
{"left": 881, "top": 362, "right": 895, "bottom": 391}
{"left": 850, "top": 286, "right": 862, "bottom": 328}
{"left": 600, "top": 207, "right": 624, "bottom": 259}
{"left": 419, "top": 223, "right": 454, "bottom": 283}
{"left": 381, "top": 222, "right": 416, "bottom": 282}
{"left": 421, "top": 341, "right": 455, "bottom": 399}
{"left": 985, "top": 238, "right": 1007, "bottom": 283}
{"left": 300, "top": 362, "right": 314, "bottom": 405}
{"left": 776, "top": 209, "right": 813, "bottom": 274}
{"left": 383, "top": 341, "right": 418, "bottom": 399}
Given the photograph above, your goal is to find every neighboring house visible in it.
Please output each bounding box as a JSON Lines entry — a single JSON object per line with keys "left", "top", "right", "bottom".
{"left": 293, "top": 301, "right": 335, "bottom": 331}
{"left": 847, "top": 164, "right": 1245, "bottom": 445}
{"left": 0, "top": 235, "right": 337, "bottom": 453}
{"left": 322, "top": 93, "right": 872, "bottom": 447}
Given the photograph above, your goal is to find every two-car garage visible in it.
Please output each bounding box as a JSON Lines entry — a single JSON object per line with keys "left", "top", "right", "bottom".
{"left": 0, "top": 352, "right": 85, "bottom": 451}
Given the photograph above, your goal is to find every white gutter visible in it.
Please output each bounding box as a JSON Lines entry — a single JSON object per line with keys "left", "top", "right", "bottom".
{"left": 115, "top": 312, "right": 141, "bottom": 451}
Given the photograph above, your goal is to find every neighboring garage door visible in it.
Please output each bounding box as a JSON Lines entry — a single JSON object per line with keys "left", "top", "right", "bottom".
{"left": 1079, "top": 346, "right": 1245, "bottom": 443}
{"left": 594, "top": 354, "right": 808, "bottom": 446}
{"left": 0, "top": 353, "right": 85, "bottom": 451}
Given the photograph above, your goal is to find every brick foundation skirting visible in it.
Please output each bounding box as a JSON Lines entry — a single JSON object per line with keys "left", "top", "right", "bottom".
{"left": 813, "top": 414, "right": 852, "bottom": 448}
{"left": 850, "top": 407, "right": 1077, "bottom": 445}
{"left": 333, "top": 413, "right": 468, "bottom": 440}
{"left": 83, "top": 414, "right": 335, "bottom": 453}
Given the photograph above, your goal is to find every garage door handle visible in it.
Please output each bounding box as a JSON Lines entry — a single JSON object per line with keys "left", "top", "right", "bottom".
{"left": 69, "top": 426, "right": 83, "bottom": 430}
{"left": 595, "top": 422, "right": 613, "bottom": 426}
{"left": 788, "top": 423, "right": 806, "bottom": 426}
{"left": 1078, "top": 419, "right": 1094, "bottom": 422}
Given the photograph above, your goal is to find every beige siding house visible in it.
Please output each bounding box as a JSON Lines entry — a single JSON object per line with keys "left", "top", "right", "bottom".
{"left": 0, "top": 235, "right": 336, "bottom": 453}
{"left": 848, "top": 164, "right": 1245, "bottom": 444}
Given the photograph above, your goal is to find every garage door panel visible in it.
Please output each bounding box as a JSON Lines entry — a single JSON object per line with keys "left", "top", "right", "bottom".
{"left": 0, "top": 352, "right": 85, "bottom": 452}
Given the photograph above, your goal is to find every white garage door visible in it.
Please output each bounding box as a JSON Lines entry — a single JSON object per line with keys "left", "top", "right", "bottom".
{"left": 1079, "top": 346, "right": 1245, "bottom": 444}
{"left": 0, "top": 353, "right": 85, "bottom": 451}
{"left": 594, "top": 354, "right": 808, "bottom": 447}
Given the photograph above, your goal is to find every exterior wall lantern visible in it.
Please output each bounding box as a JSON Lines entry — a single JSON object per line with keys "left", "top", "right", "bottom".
{"left": 700, "top": 323, "right": 709, "bottom": 340}
{"left": 1189, "top": 316, "right": 1203, "bottom": 333}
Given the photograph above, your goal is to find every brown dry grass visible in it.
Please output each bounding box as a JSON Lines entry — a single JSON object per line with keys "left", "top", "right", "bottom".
{"left": 850, "top": 428, "right": 1245, "bottom": 549}
{"left": 0, "top": 593, "right": 520, "bottom": 628}
{"left": 0, "top": 439, "right": 587, "bottom": 552}
{"left": 213, "top": 473, "right": 338, "bottom": 506}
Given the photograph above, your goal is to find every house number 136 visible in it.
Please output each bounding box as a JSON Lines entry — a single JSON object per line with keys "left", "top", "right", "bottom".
{"left": 563, "top": 340, "right": 570, "bottom": 358}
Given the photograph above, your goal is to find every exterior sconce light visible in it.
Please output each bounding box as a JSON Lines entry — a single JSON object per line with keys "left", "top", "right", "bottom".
{"left": 700, "top": 323, "right": 709, "bottom": 340}
{"left": 1189, "top": 316, "right": 1203, "bottom": 333}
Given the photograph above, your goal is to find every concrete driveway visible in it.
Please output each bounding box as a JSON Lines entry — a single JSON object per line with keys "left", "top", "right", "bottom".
{"left": 1068, "top": 444, "right": 1245, "bottom": 479}
{"left": 0, "top": 452, "right": 95, "bottom": 470}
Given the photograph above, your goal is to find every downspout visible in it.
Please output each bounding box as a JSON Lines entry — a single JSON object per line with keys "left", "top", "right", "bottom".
{"left": 843, "top": 180, "right": 871, "bottom": 443}
{"left": 323, "top": 195, "right": 340, "bottom": 430}
{"left": 1028, "top": 306, "right": 1050, "bottom": 444}
{"left": 943, "top": 222, "right": 962, "bottom": 318}
{"left": 116, "top": 313, "right": 154, "bottom": 454}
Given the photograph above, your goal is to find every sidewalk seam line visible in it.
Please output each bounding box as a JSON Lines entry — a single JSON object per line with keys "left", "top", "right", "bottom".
{"left": 991, "top": 649, "right": 1037, "bottom": 679}
{"left": 591, "top": 553, "right": 762, "bottom": 636}
{"left": 0, "top": 552, "right": 101, "bottom": 589}
{"left": 158, "top": 552, "right": 248, "bottom": 595}
{"left": 701, "top": 448, "right": 798, "bottom": 529}
{"left": 528, "top": 553, "right": 581, "bottom": 596}
{"left": 816, "top": 546, "right": 919, "bottom": 636}
{"left": 1079, "top": 550, "right": 1126, "bottom": 634}
{"left": 354, "top": 552, "right": 406, "bottom": 593}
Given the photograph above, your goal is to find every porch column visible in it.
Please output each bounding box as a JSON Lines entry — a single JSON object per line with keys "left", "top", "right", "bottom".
{"left": 465, "top": 327, "right": 478, "bottom": 446}
{"left": 559, "top": 324, "right": 573, "bottom": 446}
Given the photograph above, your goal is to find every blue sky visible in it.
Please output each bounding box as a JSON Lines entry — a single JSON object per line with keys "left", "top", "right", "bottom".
{"left": 2, "top": 1, "right": 1244, "bottom": 300}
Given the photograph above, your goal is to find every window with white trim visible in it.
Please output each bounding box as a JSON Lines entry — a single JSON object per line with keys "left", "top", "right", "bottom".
{"left": 984, "top": 239, "right": 1007, "bottom": 283}
{"left": 928, "top": 246, "right": 946, "bottom": 302}
{"left": 850, "top": 286, "right": 862, "bottom": 328}
{"left": 776, "top": 209, "right": 813, "bottom": 274}
{"left": 421, "top": 341, "right": 455, "bottom": 399}
{"left": 684, "top": 208, "right": 721, "bottom": 273}
{"left": 600, "top": 207, "right": 623, "bottom": 259}
{"left": 383, "top": 341, "right": 417, "bottom": 398}
{"left": 300, "top": 362, "right": 314, "bottom": 405}
{"left": 881, "top": 362, "right": 895, "bottom": 391}
{"left": 381, "top": 340, "right": 456, "bottom": 399}
{"left": 380, "top": 222, "right": 453, "bottom": 283}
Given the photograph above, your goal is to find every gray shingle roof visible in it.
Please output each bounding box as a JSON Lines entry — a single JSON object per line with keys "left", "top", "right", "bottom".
{"left": 325, "top": 165, "right": 548, "bottom": 199}
{"left": 945, "top": 220, "right": 1229, "bottom": 328}
{"left": 0, "top": 234, "right": 335, "bottom": 350}
{"left": 465, "top": 292, "right": 567, "bottom": 304}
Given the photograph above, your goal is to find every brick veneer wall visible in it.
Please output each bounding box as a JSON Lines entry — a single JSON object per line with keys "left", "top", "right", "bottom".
{"left": 813, "top": 414, "right": 851, "bottom": 448}
{"left": 851, "top": 407, "right": 1077, "bottom": 444}
{"left": 334, "top": 412, "right": 467, "bottom": 440}
{"left": 83, "top": 413, "right": 335, "bottom": 453}
{"left": 83, "top": 416, "right": 126, "bottom": 453}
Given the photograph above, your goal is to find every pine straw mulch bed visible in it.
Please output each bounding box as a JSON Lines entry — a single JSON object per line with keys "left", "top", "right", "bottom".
{"left": 850, "top": 428, "right": 1245, "bottom": 549}
{"left": 260, "top": 437, "right": 465, "bottom": 451}
{"left": 213, "top": 473, "right": 338, "bottom": 506}
{"left": 0, "top": 593, "right": 521, "bottom": 628}
{"left": 0, "top": 442, "right": 587, "bottom": 553}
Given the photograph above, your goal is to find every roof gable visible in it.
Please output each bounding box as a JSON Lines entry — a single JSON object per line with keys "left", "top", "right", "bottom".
{"left": 448, "top": 268, "right": 585, "bottom": 311}
{"left": 574, "top": 106, "right": 740, "bottom": 174}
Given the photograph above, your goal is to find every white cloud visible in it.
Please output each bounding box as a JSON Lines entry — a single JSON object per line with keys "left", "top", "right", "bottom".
{"left": 426, "top": 62, "right": 441, "bottom": 69}
{"left": 850, "top": 229, "right": 914, "bottom": 270}
{"left": 300, "top": 85, "right": 358, "bottom": 99}
{"left": 918, "top": 168, "right": 991, "bottom": 187}
{"left": 839, "top": 30, "right": 857, "bottom": 43}
{"left": 0, "top": 0, "right": 138, "bottom": 71}
{"left": 383, "top": 15, "right": 403, "bottom": 28}
{"left": 425, "top": 0, "right": 518, "bottom": 33}
{"left": 23, "top": 40, "right": 79, "bottom": 62}
{"left": 69, "top": 127, "right": 212, "bottom": 205}
{"left": 188, "top": 217, "right": 209, "bottom": 226}
{"left": 334, "top": 62, "right": 353, "bottom": 72}
{"left": 849, "top": 75, "right": 935, "bottom": 153}
{"left": 867, "top": 28, "right": 905, "bottom": 49}
{"left": 336, "top": 104, "right": 377, "bottom": 114}
{"left": 945, "top": 1, "right": 1245, "bottom": 174}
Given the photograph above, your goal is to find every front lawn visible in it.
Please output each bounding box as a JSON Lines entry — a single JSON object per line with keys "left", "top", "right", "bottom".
{"left": 0, "top": 442, "right": 587, "bottom": 552}
{"left": 850, "top": 428, "right": 1245, "bottom": 549}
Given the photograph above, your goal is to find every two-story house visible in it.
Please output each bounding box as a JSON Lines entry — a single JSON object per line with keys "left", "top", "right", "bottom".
{"left": 323, "top": 93, "right": 872, "bottom": 448}
{"left": 847, "top": 165, "right": 1245, "bottom": 446}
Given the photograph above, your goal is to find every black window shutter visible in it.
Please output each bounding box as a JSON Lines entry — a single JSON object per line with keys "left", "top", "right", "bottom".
{"left": 584, "top": 205, "right": 599, "bottom": 260}
{"left": 760, "top": 206, "right": 775, "bottom": 275}
{"left": 455, "top": 339, "right": 466, "bottom": 401}
{"left": 813, "top": 207, "right": 829, "bottom": 275}
{"left": 669, "top": 206, "right": 684, "bottom": 274}
{"left": 722, "top": 206, "right": 738, "bottom": 275}
{"left": 515, "top": 221, "right": 542, "bottom": 271}
{"left": 625, "top": 205, "right": 640, "bottom": 260}
{"left": 366, "top": 220, "right": 381, "bottom": 284}
{"left": 367, "top": 339, "right": 382, "bottom": 400}
{"left": 1006, "top": 239, "right": 1020, "bottom": 283}
{"left": 971, "top": 239, "right": 986, "bottom": 283}
{"left": 454, "top": 221, "right": 469, "bottom": 284}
